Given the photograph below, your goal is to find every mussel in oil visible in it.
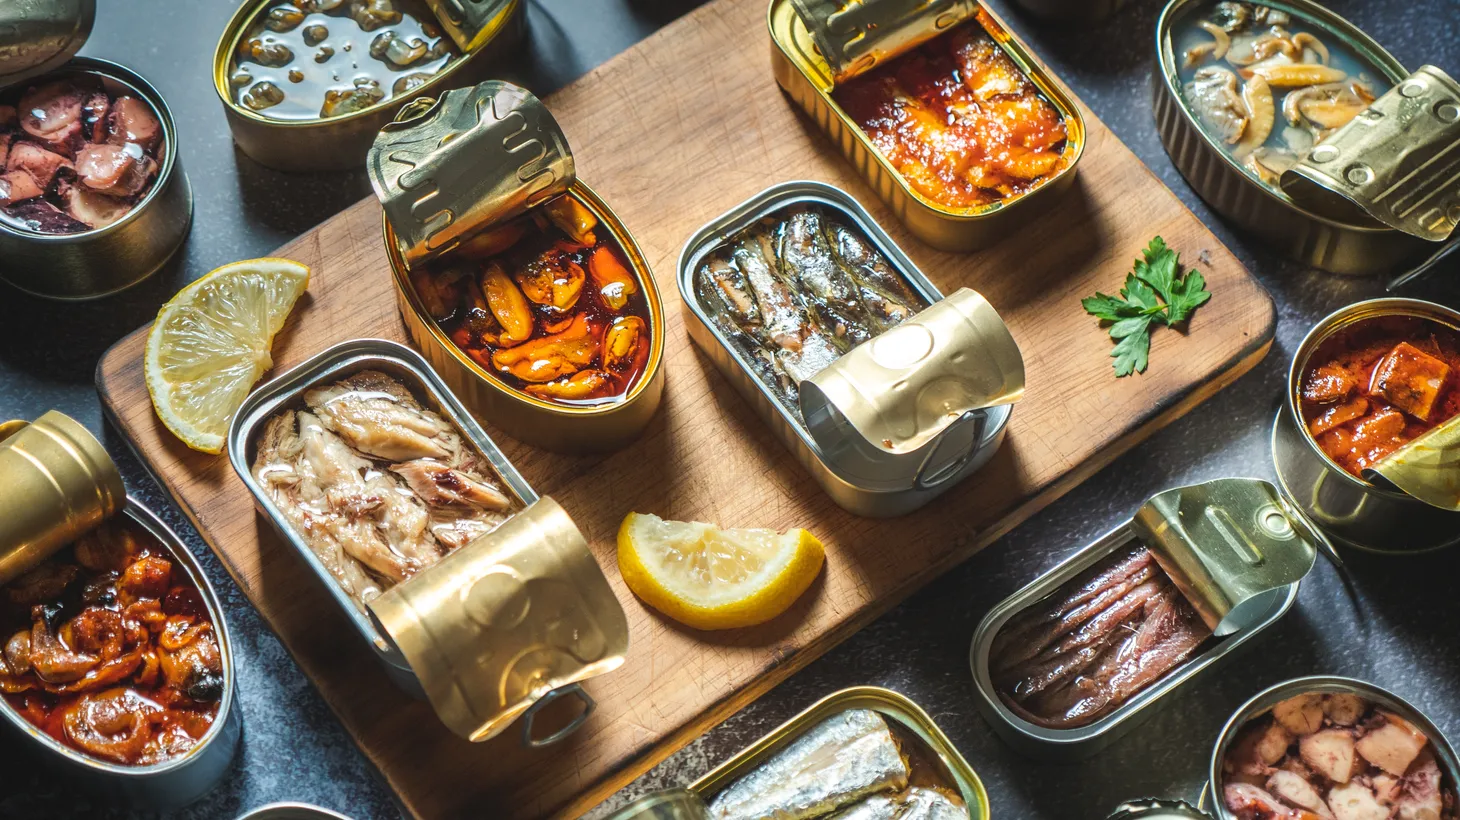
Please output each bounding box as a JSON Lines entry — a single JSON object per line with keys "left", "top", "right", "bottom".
{"left": 319, "top": 78, "right": 385, "bottom": 118}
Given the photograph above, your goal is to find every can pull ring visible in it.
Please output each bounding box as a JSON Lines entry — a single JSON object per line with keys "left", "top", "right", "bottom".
{"left": 0, "top": 420, "right": 28, "bottom": 444}
{"left": 521, "top": 683, "right": 595, "bottom": 748}
{"left": 914, "top": 410, "right": 986, "bottom": 489}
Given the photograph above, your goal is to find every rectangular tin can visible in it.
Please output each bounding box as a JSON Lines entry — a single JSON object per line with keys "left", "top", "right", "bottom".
{"left": 1151, "top": 0, "right": 1427, "bottom": 276}
{"left": 767, "top": 0, "right": 1086, "bottom": 252}
{"left": 677, "top": 180, "right": 1011, "bottom": 518}
{"left": 211, "top": 0, "right": 525, "bottom": 172}
{"left": 0, "top": 497, "right": 242, "bottom": 809}
{"left": 968, "top": 519, "right": 1299, "bottom": 760}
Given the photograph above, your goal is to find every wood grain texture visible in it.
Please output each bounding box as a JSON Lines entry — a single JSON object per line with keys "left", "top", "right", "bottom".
{"left": 96, "top": 0, "right": 1275, "bottom": 816}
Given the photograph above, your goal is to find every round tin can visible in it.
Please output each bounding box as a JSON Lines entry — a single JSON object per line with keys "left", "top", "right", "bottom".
{"left": 0, "top": 498, "right": 241, "bottom": 808}
{"left": 1272, "top": 298, "right": 1460, "bottom": 553}
{"left": 0, "top": 57, "right": 192, "bottom": 299}
{"left": 1152, "top": 0, "right": 1425, "bottom": 276}
{"left": 235, "top": 803, "right": 355, "bottom": 820}
{"left": 212, "top": 0, "right": 525, "bottom": 172}
{"left": 1201, "top": 676, "right": 1460, "bottom": 818}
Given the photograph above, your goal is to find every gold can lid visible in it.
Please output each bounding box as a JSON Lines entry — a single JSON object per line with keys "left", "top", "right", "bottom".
{"left": 800, "top": 287, "right": 1024, "bottom": 484}
{"left": 789, "top": 0, "right": 979, "bottom": 82}
{"left": 1131, "top": 478, "right": 1323, "bottom": 637}
{"left": 367, "top": 497, "right": 628, "bottom": 743}
{"left": 366, "top": 80, "right": 574, "bottom": 270}
{"left": 1282, "top": 66, "right": 1460, "bottom": 244}
{"left": 1366, "top": 415, "right": 1460, "bottom": 511}
{"left": 0, "top": 0, "right": 94, "bottom": 87}
{"left": 421, "top": 0, "right": 518, "bottom": 54}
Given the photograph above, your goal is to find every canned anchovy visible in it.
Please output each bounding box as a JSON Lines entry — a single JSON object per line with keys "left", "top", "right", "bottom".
{"left": 1153, "top": 0, "right": 1426, "bottom": 276}
{"left": 0, "top": 498, "right": 240, "bottom": 808}
{"left": 1204, "top": 677, "right": 1460, "bottom": 819}
{"left": 1273, "top": 298, "right": 1460, "bottom": 552}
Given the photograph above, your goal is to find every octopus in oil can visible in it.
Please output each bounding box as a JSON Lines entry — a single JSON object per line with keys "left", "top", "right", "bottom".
{"left": 411, "top": 195, "right": 655, "bottom": 405}
{"left": 0, "top": 75, "right": 164, "bottom": 234}
{"left": 1179, "top": 2, "right": 1388, "bottom": 190}
{"left": 252, "top": 370, "right": 519, "bottom": 610}
{"left": 0, "top": 518, "right": 225, "bottom": 766}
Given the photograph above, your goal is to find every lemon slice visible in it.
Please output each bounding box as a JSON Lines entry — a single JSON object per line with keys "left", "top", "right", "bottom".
{"left": 617, "top": 512, "right": 825, "bottom": 630}
{"left": 145, "top": 258, "right": 310, "bottom": 454}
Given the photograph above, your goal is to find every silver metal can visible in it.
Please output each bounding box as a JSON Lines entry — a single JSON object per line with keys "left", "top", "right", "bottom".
{"left": 235, "top": 803, "right": 355, "bottom": 820}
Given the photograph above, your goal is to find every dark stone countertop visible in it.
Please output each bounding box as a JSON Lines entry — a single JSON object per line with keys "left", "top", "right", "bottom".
{"left": 0, "top": 0, "right": 1457, "bottom": 818}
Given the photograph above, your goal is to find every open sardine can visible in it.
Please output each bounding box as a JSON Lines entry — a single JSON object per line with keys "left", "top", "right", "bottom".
{"left": 604, "top": 687, "right": 991, "bottom": 820}
{"left": 213, "top": 0, "right": 525, "bottom": 172}
{"left": 768, "top": 0, "right": 1085, "bottom": 252}
{"left": 1153, "top": 0, "right": 1460, "bottom": 279}
{"left": 970, "top": 478, "right": 1327, "bottom": 759}
{"left": 0, "top": 0, "right": 193, "bottom": 299}
{"left": 228, "top": 339, "right": 630, "bottom": 746}
{"left": 370, "top": 80, "right": 666, "bottom": 454}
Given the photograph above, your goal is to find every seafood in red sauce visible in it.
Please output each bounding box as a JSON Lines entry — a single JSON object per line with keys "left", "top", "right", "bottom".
{"left": 1298, "top": 315, "right": 1460, "bottom": 478}
{"left": 0, "top": 75, "right": 165, "bottom": 234}
{"left": 409, "top": 195, "right": 654, "bottom": 406}
{"left": 833, "top": 14, "right": 1070, "bottom": 210}
{"left": 0, "top": 518, "right": 224, "bottom": 766}
{"left": 990, "top": 545, "right": 1210, "bottom": 729}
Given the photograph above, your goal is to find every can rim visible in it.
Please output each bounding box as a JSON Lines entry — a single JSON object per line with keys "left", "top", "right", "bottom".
{"left": 0, "top": 497, "right": 238, "bottom": 777}
{"left": 210, "top": 0, "right": 520, "bottom": 131}
{"left": 1283, "top": 297, "right": 1460, "bottom": 498}
{"left": 0, "top": 58, "right": 182, "bottom": 243}
{"left": 1153, "top": 0, "right": 1410, "bottom": 234}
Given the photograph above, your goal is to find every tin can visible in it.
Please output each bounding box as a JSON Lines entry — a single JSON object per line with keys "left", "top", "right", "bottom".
{"left": 1272, "top": 298, "right": 1460, "bottom": 553}
{"left": 227, "top": 338, "right": 628, "bottom": 745}
{"left": 768, "top": 0, "right": 1085, "bottom": 252}
{"left": 678, "top": 180, "right": 1020, "bottom": 518}
{"left": 0, "top": 497, "right": 242, "bottom": 808}
{"left": 1198, "top": 676, "right": 1460, "bottom": 818}
{"left": 1152, "top": 0, "right": 1428, "bottom": 276}
{"left": 212, "top": 0, "right": 525, "bottom": 172}
{"left": 0, "top": 0, "right": 192, "bottom": 300}
{"left": 373, "top": 82, "right": 666, "bottom": 454}
{"left": 235, "top": 803, "right": 355, "bottom": 820}
{"left": 970, "top": 479, "right": 1323, "bottom": 759}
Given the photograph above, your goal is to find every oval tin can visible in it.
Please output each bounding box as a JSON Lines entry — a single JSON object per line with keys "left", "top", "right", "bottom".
{"left": 212, "top": 0, "right": 525, "bottom": 172}
{"left": 1152, "top": 0, "right": 1426, "bottom": 276}
{"left": 1272, "top": 298, "right": 1460, "bottom": 553}
{"left": 768, "top": 0, "right": 1085, "bottom": 252}
{"left": 0, "top": 497, "right": 241, "bottom": 808}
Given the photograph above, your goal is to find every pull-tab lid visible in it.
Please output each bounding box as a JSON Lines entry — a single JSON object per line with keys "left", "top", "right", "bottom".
{"left": 789, "top": 0, "right": 978, "bottom": 82}
{"left": 367, "top": 81, "right": 574, "bottom": 270}
{"left": 800, "top": 287, "right": 1024, "bottom": 471}
{"left": 1281, "top": 66, "right": 1460, "bottom": 243}
{"left": 0, "top": 0, "right": 94, "bottom": 87}
{"left": 1105, "top": 799, "right": 1213, "bottom": 820}
{"left": 1130, "top": 478, "right": 1323, "bottom": 637}
{"left": 422, "top": 0, "right": 517, "bottom": 53}
{"left": 1365, "top": 415, "right": 1460, "bottom": 511}
{"left": 367, "top": 496, "right": 629, "bottom": 743}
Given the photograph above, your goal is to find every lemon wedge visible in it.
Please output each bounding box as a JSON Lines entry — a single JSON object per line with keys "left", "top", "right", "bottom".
{"left": 617, "top": 512, "right": 825, "bottom": 630}
{"left": 145, "top": 258, "right": 310, "bottom": 454}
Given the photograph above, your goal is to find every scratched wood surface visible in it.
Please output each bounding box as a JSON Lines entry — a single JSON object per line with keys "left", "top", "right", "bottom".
{"left": 96, "top": 0, "right": 1276, "bottom": 815}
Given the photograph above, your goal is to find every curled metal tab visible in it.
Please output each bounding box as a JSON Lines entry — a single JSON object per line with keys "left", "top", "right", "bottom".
{"left": 1366, "top": 416, "right": 1460, "bottom": 511}
{"left": 1282, "top": 66, "right": 1460, "bottom": 243}
{"left": 0, "top": 0, "right": 95, "bottom": 86}
{"left": 367, "top": 497, "right": 628, "bottom": 743}
{"left": 366, "top": 81, "right": 575, "bottom": 270}
{"left": 422, "top": 0, "right": 519, "bottom": 53}
{"left": 801, "top": 287, "right": 1024, "bottom": 464}
{"left": 789, "top": 0, "right": 979, "bottom": 82}
{"left": 1131, "top": 479, "right": 1321, "bottom": 637}
{"left": 1105, "top": 799, "right": 1213, "bottom": 820}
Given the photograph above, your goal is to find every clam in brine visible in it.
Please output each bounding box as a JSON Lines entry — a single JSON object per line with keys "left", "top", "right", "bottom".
{"left": 371, "top": 81, "right": 665, "bottom": 454}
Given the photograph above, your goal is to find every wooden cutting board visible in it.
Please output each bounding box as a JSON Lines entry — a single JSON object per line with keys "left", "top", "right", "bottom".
{"left": 96, "top": 0, "right": 1275, "bottom": 815}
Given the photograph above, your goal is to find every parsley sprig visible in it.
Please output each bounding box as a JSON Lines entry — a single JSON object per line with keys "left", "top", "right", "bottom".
{"left": 1081, "top": 237, "right": 1211, "bottom": 377}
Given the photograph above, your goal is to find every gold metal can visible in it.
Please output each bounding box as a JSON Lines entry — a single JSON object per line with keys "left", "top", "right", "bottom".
{"left": 0, "top": 410, "right": 124, "bottom": 586}
{"left": 372, "top": 81, "right": 666, "bottom": 454}
{"left": 212, "top": 0, "right": 525, "bottom": 172}
{"left": 768, "top": 0, "right": 1086, "bottom": 252}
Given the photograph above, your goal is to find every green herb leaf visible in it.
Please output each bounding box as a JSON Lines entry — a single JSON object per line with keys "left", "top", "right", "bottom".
{"left": 1111, "top": 323, "right": 1151, "bottom": 377}
{"left": 1081, "top": 237, "right": 1212, "bottom": 377}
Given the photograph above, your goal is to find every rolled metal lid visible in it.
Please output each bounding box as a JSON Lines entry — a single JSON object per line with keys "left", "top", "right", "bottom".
{"left": 1130, "top": 478, "right": 1324, "bottom": 637}
{"left": 367, "top": 496, "right": 628, "bottom": 743}
{"left": 789, "top": 0, "right": 979, "bottom": 82}
{"left": 1106, "top": 799, "right": 1212, "bottom": 820}
{"left": 421, "top": 0, "right": 518, "bottom": 53}
{"left": 1366, "top": 415, "right": 1460, "bottom": 511}
{"left": 1281, "top": 66, "right": 1460, "bottom": 245}
{"left": 800, "top": 287, "right": 1024, "bottom": 485}
{"left": 0, "top": 0, "right": 94, "bottom": 86}
{"left": 366, "top": 80, "right": 575, "bottom": 270}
